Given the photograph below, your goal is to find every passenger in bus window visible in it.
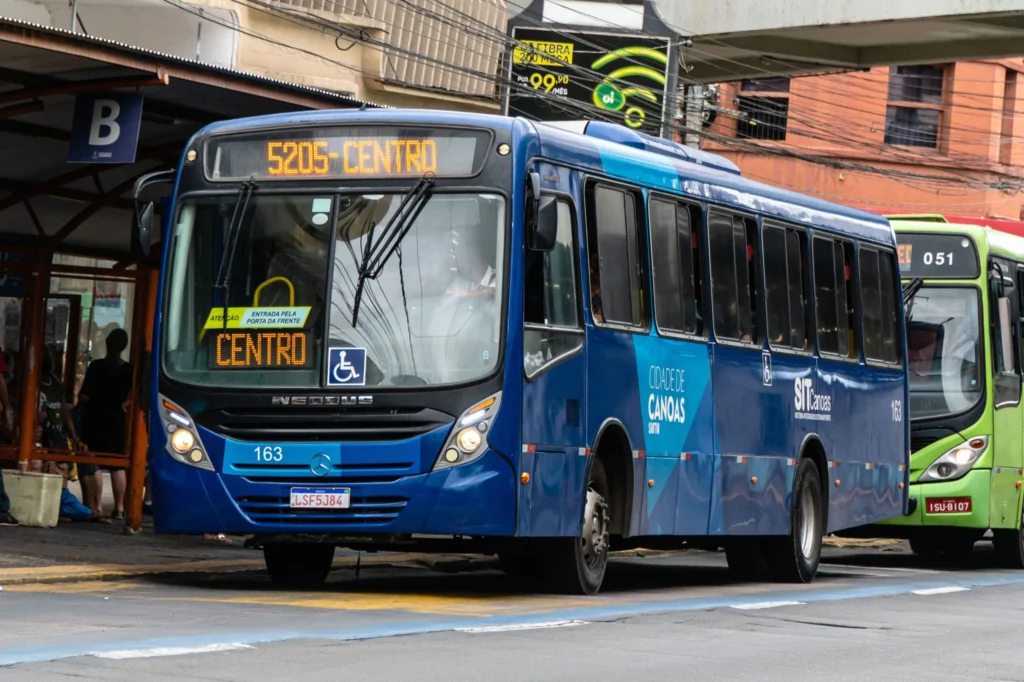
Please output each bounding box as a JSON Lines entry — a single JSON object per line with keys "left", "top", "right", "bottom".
{"left": 589, "top": 254, "right": 603, "bottom": 323}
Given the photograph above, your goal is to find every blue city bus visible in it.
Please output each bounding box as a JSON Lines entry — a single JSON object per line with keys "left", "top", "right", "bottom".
{"left": 132, "top": 110, "right": 910, "bottom": 595}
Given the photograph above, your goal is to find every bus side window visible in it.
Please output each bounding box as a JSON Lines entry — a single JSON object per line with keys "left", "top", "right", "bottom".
{"left": 524, "top": 198, "right": 582, "bottom": 377}
{"left": 762, "top": 222, "right": 809, "bottom": 352}
{"left": 649, "top": 197, "right": 702, "bottom": 336}
{"left": 586, "top": 182, "right": 647, "bottom": 328}
{"left": 708, "top": 210, "right": 758, "bottom": 344}
{"left": 813, "top": 235, "right": 857, "bottom": 359}
{"left": 860, "top": 246, "right": 901, "bottom": 365}
{"left": 1017, "top": 267, "right": 1024, "bottom": 369}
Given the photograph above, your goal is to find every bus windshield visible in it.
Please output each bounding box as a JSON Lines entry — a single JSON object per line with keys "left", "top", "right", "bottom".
{"left": 905, "top": 285, "right": 982, "bottom": 420}
{"left": 163, "top": 192, "right": 505, "bottom": 388}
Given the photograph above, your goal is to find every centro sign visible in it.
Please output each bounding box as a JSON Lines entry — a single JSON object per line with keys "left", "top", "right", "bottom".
{"left": 68, "top": 94, "right": 144, "bottom": 164}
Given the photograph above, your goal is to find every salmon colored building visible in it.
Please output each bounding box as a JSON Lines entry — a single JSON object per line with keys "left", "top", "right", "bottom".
{"left": 699, "top": 60, "right": 1024, "bottom": 220}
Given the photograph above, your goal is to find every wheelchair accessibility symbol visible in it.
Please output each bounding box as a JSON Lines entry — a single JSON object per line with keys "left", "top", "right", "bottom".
{"left": 762, "top": 353, "right": 772, "bottom": 386}
{"left": 327, "top": 347, "right": 367, "bottom": 387}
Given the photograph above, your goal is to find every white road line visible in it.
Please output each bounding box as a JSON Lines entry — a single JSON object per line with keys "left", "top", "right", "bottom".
{"left": 911, "top": 586, "right": 970, "bottom": 596}
{"left": 731, "top": 601, "right": 804, "bottom": 611}
{"left": 456, "top": 620, "right": 588, "bottom": 633}
{"left": 825, "top": 563, "right": 942, "bottom": 575}
{"left": 94, "top": 643, "right": 253, "bottom": 660}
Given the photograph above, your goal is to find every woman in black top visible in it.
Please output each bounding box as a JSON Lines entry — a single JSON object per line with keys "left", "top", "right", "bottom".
{"left": 78, "top": 328, "right": 132, "bottom": 520}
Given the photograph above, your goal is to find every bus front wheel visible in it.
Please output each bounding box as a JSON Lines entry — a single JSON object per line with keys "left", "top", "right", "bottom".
{"left": 545, "top": 458, "right": 610, "bottom": 595}
{"left": 264, "top": 543, "right": 335, "bottom": 587}
{"left": 770, "top": 458, "right": 824, "bottom": 583}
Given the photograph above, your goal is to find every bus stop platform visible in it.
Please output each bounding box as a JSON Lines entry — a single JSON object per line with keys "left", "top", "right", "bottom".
{"left": 0, "top": 520, "right": 487, "bottom": 586}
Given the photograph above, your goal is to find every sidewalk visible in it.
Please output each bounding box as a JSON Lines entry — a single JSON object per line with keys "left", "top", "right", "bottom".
{"left": 0, "top": 474, "right": 487, "bottom": 585}
{"left": 0, "top": 518, "right": 495, "bottom": 585}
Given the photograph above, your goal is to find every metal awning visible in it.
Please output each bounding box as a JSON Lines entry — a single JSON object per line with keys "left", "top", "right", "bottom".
{"left": 0, "top": 16, "right": 380, "bottom": 257}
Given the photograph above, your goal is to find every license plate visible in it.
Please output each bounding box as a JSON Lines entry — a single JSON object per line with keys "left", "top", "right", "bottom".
{"left": 925, "top": 497, "right": 972, "bottom": 514}
{"left": 289, "top": 487, "right": 351, "bottom": 509}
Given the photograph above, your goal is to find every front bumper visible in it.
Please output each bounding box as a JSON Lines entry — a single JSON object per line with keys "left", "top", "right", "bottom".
{"left": 877, "top": 468, "right": 991, "bottom": 529}
{"left": 151, "top": 447, "right": 518, "bottom": 537}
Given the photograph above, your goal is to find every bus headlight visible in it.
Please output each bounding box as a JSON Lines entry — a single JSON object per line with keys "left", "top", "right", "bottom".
{"left": 457, "top": 428, "right": 482, "bottom": 453}
{"left": 433, "top": 392, "right": 501, "bottom": 471}
{"left": 919, "top": 436, "right": 988, "bottom": 483}
{"left": 158, "top": 395, "right": 213, "bottom": 471}
{"left": 170, "top": 429, "right": 194, "bottom": 453}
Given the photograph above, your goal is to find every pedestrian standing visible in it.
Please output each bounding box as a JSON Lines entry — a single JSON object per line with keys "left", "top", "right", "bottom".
{"left": 78, "top": 329, "right": 132, "bottom": 520}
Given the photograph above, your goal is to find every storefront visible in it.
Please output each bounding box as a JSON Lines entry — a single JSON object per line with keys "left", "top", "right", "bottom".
{"left": 0, "top": 17, "right": 375, "bottom": 529}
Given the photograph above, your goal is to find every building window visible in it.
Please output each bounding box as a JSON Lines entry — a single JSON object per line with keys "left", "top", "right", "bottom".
{"left": 735, "top": 78, "right": 790, "bottom": 141}
{"left": 884, "top": 65, "right": 945, "bottom": 148}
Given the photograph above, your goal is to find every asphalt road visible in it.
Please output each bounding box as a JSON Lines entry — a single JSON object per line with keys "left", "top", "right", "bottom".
{"left": 4, "top": 544, "right": 1024, "bottom": 680}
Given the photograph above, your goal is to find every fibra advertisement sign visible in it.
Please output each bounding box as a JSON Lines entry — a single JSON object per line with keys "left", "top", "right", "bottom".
{"left": 68, "top": 94, "right": 144, "bottom": 164}
{"left": 506, "top": 27, "right": 671, "bottom": 135}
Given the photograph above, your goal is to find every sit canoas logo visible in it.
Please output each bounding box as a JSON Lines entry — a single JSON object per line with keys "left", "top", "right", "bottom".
{"left": 591, "top": 46, "right": 668, "bottom": 130}
{"left": 794, "top": 377, "right": 832, "bottom": 422}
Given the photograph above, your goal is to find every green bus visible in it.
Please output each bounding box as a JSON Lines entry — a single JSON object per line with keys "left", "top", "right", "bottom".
{"left": 863, "top": 215, "right": 1024, "bottom": 565}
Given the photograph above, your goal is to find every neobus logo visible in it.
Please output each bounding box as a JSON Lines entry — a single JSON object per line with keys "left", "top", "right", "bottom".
{"left": 794, "top": 378, "right": 831, "bottom": 422}
{"left": 271, "top": 396, "right": 373, "bottom": 406}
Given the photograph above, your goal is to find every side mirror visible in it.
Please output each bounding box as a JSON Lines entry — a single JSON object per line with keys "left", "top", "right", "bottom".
{"left": 132, "top": 202, "right": 153, "bottom": 257}
{"left": 998, "top": 296, "right": 1016, "bottom": 373}
{"left": 529, "top": 195, "right": 558, "bottom": 252}
{"left": 131, "top": 169, "right": 176, "bottom": 258}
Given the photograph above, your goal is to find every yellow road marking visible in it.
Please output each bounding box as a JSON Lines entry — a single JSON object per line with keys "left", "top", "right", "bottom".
{"left": 4, "top": 580, "right": 140, "bottom": 594}
{"left": 172, "top": 592, "right": 602, "bottom": 617}
{"left": 0, "top": 553, "right": 478, "bottom": 586}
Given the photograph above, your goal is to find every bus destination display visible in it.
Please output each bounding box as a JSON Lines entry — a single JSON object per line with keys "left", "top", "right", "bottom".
{"left": 205, "top": 127, "right": 490, "bottom": 181}
{"left": 896, "top": 233, "right": 979, "bottom": 279}
{"left": 209, "top": 330, "right": 312, "bottom": 370}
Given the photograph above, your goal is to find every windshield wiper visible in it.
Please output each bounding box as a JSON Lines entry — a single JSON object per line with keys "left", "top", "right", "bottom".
{"left": 213, "top": 178, "right": 258, "bottom": 329}
{"left": 350, "top": 172, "right": 436, "bottom": 327}
{"left": 902, "top": 277, "right": 923, "bottom": 319}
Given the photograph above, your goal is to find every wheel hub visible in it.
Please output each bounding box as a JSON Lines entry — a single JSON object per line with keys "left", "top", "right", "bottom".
{"left": 799, "top": 486, "right": 817, "bottom": 559}
{"left": 581, "top": 485, "right": 609, "bottom": 569}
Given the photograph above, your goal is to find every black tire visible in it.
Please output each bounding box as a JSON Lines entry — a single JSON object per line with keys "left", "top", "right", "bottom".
{"left": 769, "top": 458, "right": 823, "bottom": 583}
{"left": 725, "top": 540, "right": 772, "bottom": 581}
{"left": 264, "top": 542, "right": 335, "bottom": 588}
{"left": 543, "top": 457, "right": 610, "bottom": 595}
{"left": 909, "top": 537, "right": 942, "bottom": 556}
{"left": 498, "top": 550, "right": 545, "bottom": 583}
{"left": 994, "top": 507, "right": 1024, "bottom": 568}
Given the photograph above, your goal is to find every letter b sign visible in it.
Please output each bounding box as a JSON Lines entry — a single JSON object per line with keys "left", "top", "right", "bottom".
{"left": 89, "top": 99, "right": 121, "bottom": 146}
{"left": 68, "top": 94, "right": 144, "bottom": 164}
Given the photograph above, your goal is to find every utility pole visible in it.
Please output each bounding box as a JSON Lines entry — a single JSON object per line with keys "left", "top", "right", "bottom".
{"left": 683, "top": 84, "right": 703, "bottom": 149}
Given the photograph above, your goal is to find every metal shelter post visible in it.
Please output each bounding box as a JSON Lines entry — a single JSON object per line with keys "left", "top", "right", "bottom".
{"left": 124, "top": 267, "right": 156, "bottom": 533}
{"left": 15, "top": 260, "right": 47, "bottom": 467}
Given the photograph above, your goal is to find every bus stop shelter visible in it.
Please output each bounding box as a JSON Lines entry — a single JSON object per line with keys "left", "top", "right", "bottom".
{"left": 0, "top": 16, "right": 375, "bottom": 531}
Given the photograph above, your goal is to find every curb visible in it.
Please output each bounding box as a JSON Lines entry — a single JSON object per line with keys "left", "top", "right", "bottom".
{"left": 0, "top": 548, "right": 693, "bottom": 587}
{"left": 0, "top": 552, "right": 481, "bottom": 586}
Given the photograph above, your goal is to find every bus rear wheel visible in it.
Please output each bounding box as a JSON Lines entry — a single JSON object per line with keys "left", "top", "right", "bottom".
{"left": 994, "top": 504, "right": 1024, "bottom": 568}
{"left": 769, "top": 458, "right": 824, "bottom": 583}
{"left": 264, "top": 543, "right": 335, "bottom": 588}
{"left": 544, "top": 458, "right": 610, "bottom": 595}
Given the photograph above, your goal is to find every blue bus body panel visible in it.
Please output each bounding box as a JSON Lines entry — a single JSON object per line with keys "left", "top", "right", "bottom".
{"left": 151, "top": 109, "right": 908, "bottom": 540}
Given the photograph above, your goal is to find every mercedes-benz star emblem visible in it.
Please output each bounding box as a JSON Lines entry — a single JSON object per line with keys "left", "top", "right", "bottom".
{"left": 310, "top": 453, "right": 332, "bottom": 477}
